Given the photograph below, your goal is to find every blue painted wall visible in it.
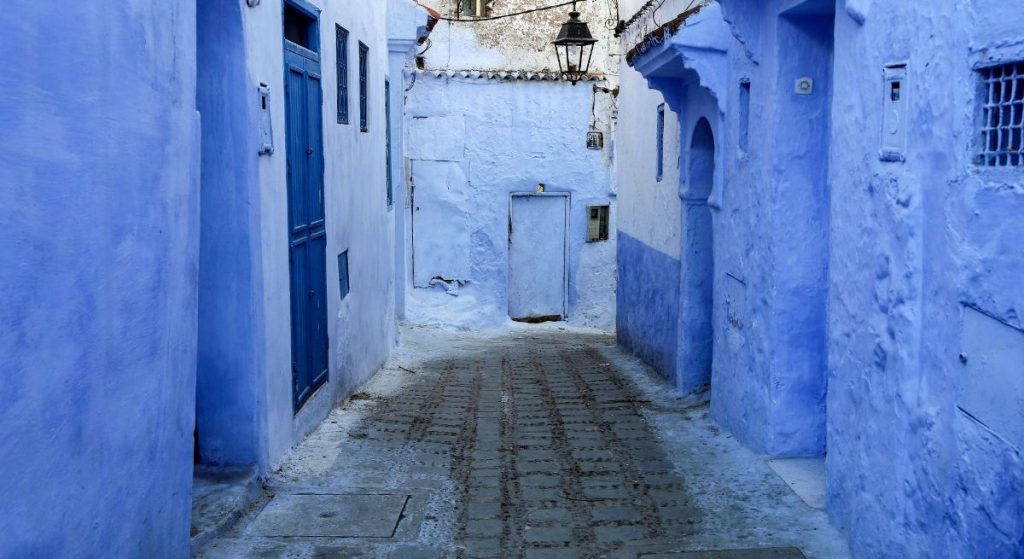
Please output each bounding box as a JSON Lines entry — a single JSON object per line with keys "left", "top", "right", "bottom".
{"left": 616, "top": 232, "right": 681, "bottom": 382}
{"left": 196, "top": 0, "right": 267, "bottom": 469}
{"left": 824, "top": 0, "right": 1024, "bottom": 556}
{"left": 627, "top": 1, "right": 831, "bottom": 456}
{"left": 0, "top": 0, "right": 200, "bottom": 556}
{"left": 624, "top": 0, "right": 1024, "bottom": 556}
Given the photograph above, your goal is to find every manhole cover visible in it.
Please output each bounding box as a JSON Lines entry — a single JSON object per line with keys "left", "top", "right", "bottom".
{"left": 641, "top": 548, "right": 806, "bottom": 559}
{"left": 254, "top": 493, "right": 411, "bottom": 538}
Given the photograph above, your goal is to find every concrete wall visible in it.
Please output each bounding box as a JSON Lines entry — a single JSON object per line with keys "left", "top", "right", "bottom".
{"left": 0, "top": 0, "right": 200, "bottom": 556}
{"left": 196, "top": 0, "right": 423, "bottom": 472}
{"left": 825, "top": 0, "right": 1024, "bottom": 556}
{"left": 404, "top": 75, "right": 617, "bottom": 329}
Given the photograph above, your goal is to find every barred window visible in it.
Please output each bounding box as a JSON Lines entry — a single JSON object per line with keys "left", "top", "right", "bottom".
{"left": 978, "top": 61, "right": 1024, "bottom": 167}
{"left": 336, "top": 25, "right": 349, "bottom": 124}
{"left": 359, "top": 42, "right": 369, "bottom": 132}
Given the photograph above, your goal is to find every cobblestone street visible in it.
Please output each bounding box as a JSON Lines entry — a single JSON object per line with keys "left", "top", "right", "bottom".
{"left": 197, "top": 326, "right": 849, "bottom": 559}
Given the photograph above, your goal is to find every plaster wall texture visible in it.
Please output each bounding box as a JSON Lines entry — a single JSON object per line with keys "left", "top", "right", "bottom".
{"left": 622, "top": 0, "right": 833, "bottom": 456}
{"left": 0, "top": 1, "right": 200, "bottom": 556}
{"left": 417, "top": 0, "right": 620, "bottom": 77}
{"left": 196, "top": 0, "right": 423, "bottom": 473}
{"left": 823, "top": 0, "right": 1024, "bottom": 556}
{"left": 404, "top": 76, "right": 617, "bottom": 330}
{"left": 614, "top": 53, "right": 685, "bottom": 383}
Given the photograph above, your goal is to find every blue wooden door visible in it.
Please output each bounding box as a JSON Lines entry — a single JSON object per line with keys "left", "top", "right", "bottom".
{"left": 285, "top": 40, "right": 328, "bottom": 411}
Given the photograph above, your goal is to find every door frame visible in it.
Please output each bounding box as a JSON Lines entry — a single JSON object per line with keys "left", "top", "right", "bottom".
{"left": 507, "top": 192, "right": 571, "bottom": 321}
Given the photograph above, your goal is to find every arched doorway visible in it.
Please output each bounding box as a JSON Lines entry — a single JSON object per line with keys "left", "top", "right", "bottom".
{"left": 678, "top": 117, "right": 716, "bottom": 390}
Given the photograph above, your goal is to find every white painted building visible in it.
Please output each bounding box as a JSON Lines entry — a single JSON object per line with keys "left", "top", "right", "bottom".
{"left": 400, "top": 0, "right": 620, "bottom": 330}
{"left": 195, "top": 0, "right": 429, "bottom": 473}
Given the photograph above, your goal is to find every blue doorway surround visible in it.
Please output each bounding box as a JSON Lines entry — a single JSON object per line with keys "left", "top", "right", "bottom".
{"left": 283, "top": 0, "right": 329, "bottom": 411}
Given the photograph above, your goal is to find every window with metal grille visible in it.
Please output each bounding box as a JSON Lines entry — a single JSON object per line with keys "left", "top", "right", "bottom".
{"left": 587, "top": 205, "right": 610, "bottom": 242}
{"left": 978, "top": 61, "right": 1024, "bottom": 167}
{"left": 385, "top": 79, "right": 394, "bottom": 207}
{"left": 336, "top": 25, "right": 349, "bottom": 124}
{"left": 338, "top": 251, "right": 350, "bottom": 301}
{"left": 656, "top": 104, "right": 666, "bottom": 182}
{"left": 462, "top": 0, "right": 492, "bottom": 17}
{"left": 359, "top": 42, "right": 369, "bottom": 132}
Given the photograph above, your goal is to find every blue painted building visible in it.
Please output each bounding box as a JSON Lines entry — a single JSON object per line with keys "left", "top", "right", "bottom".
{"left": 0, "top": 1, "right": 201, "bottom": 555}
{"left": 1, "top": 0, "right": 427, "bottom": 555}
{"left": 617, "top": 0, "right": 1024, "bottom": 556}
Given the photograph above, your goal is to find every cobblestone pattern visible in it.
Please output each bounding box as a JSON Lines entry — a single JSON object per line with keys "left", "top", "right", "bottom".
{"left": 349, "top": 332, "right": 700, "bottom": 558}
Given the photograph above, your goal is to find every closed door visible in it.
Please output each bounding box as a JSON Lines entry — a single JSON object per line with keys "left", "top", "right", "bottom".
{"left": 285, "top": 41, "right": 328, "bottom": 411}
{"left": 508, "top": 194, "right": 569, "bottom": 322}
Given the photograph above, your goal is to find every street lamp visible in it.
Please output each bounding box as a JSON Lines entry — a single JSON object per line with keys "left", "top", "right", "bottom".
{"left": 553, "top": 1, "right": 597, "bottom": 85}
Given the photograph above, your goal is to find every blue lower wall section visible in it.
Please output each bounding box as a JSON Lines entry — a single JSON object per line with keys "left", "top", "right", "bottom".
{"left": 195, "top": 0, "right": 265, "bottom": 468}
{"left": 616, "top": 232, "right": 680, "bottom": 383}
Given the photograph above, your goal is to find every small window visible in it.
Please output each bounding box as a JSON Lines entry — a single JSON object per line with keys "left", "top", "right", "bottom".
{"left": 284, "top": 2, "right": 318, "bottom": 52}
{"left": 385, "top": 79, "right": 394, "bottom": 206}
{"left": 587, "top": 205, "right": 610, "bottom": 242}
{"left": 336, "top": 26, "right": 349, "bottom": 124}
{"left": 338, "top": 251, "right": 350, "bottom": 301}
{"left": 739, "top": 80, "right": 751, "bottom": 153}
{"left": 977, "top": 61, "right": 1024, "bottom": 167}
{"left": 359, "top": 43, "right": 369, "bottom": 132}
{"left": 462, "top": 0, "right": 492, "bottom": 17}
{"left": 656, "top": 104, "right": 666, "bottom": 182}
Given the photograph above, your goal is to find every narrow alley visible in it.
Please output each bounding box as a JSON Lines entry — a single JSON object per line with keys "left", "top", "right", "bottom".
{"left": 197, "top": 326, "right": 847, "bottom": 559}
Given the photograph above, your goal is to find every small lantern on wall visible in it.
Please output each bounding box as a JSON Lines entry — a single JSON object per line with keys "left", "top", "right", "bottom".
{"left": 587, "top": 130, "right": 604, "bottom": 150}
{"left": 553, "top": 1, "right": 598, "bottom": 85}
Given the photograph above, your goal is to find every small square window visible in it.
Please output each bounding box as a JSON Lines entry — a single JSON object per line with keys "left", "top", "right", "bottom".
{"left": 462, "top": 0, "right": 492, "bottom": 17}
{"left": 338, "top": 251, "right": 350, "bottom": 301}
{"left": 587, "top": 205, "right": 610, "bottom": 242}
{"left": 977, "top": 61, "right": 1024, "bottom": 167}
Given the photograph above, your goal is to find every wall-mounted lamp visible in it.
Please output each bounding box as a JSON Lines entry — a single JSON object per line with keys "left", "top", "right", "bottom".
{"left": 553, "top": 0, "right": 598, "bottom": 85}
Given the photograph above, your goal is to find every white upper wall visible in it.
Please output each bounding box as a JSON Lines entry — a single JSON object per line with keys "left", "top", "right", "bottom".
{"left": 418, "top": 0, "right": 620, "bottom": 77}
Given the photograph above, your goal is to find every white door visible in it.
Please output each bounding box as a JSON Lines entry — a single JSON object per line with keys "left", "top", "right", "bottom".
{"left": 508, "top": 193, "right": 569, "bottom": 322}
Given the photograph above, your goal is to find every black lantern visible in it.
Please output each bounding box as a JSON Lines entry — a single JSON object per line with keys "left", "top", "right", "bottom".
{"left": 553, "top": 1, "right": 597, "bottom": 85}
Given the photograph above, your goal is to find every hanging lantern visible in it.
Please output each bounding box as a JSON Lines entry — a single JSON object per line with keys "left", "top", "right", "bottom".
{"left": 553, "top": 1, "right": 597, "bottom": 85}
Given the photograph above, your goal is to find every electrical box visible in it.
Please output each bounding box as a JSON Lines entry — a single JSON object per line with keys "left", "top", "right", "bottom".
{"left": 880, "top": 63, "right": 908, "bottom": 162}
{"left": 258, "top": 83, "right": 274, "bottom": 156}
{"left": 586, "top": 205, "right": 610, "bottom": 242}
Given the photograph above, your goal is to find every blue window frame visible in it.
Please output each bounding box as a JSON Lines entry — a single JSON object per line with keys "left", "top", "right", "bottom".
{"left": 656, "top": 103, "right": 665, "bottom": 182}
{"left": 359, "top": 42, "right": 369, "bottom": 132}
{"left": 336, "top": 25, "right": 349, "bottom": 124}
{"left": 338, "top": 251, "right": 350, "bottom": 301}
{"left": 385, "top": 79, "right": 394, "bottom": 206}
{"left": 739, "top": 80, "right": 751, "bottom": 152}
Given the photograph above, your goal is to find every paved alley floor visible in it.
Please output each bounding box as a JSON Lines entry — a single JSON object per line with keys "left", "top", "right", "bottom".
{"left": 197, "top": 325, "right": 850, "bottom": 559}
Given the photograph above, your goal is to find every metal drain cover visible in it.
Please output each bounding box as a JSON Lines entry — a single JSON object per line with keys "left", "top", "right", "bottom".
{"left": 255, "top": 493, "right": 411, "bottom": 538}
{"left": 641, "top": 549, "right": 807, "bottom": 559}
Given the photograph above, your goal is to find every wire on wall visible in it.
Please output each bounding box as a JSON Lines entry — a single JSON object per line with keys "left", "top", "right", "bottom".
{"left": 435, "top": 0, "right": 590, "bottom": 22}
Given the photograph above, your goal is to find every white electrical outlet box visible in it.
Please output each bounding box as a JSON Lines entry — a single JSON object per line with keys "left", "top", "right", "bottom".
{"left": 881, "top": 63, "right": 908, "bottom": 162}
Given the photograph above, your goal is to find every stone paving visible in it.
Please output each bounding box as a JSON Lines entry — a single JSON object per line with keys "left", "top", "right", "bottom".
{"left": 196, "top": 325, "right": 850, "bottom": 559}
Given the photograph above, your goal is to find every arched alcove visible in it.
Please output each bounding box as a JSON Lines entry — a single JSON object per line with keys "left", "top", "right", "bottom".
{"left": 678, "top": 117, "right": 716, "bottom": 390}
